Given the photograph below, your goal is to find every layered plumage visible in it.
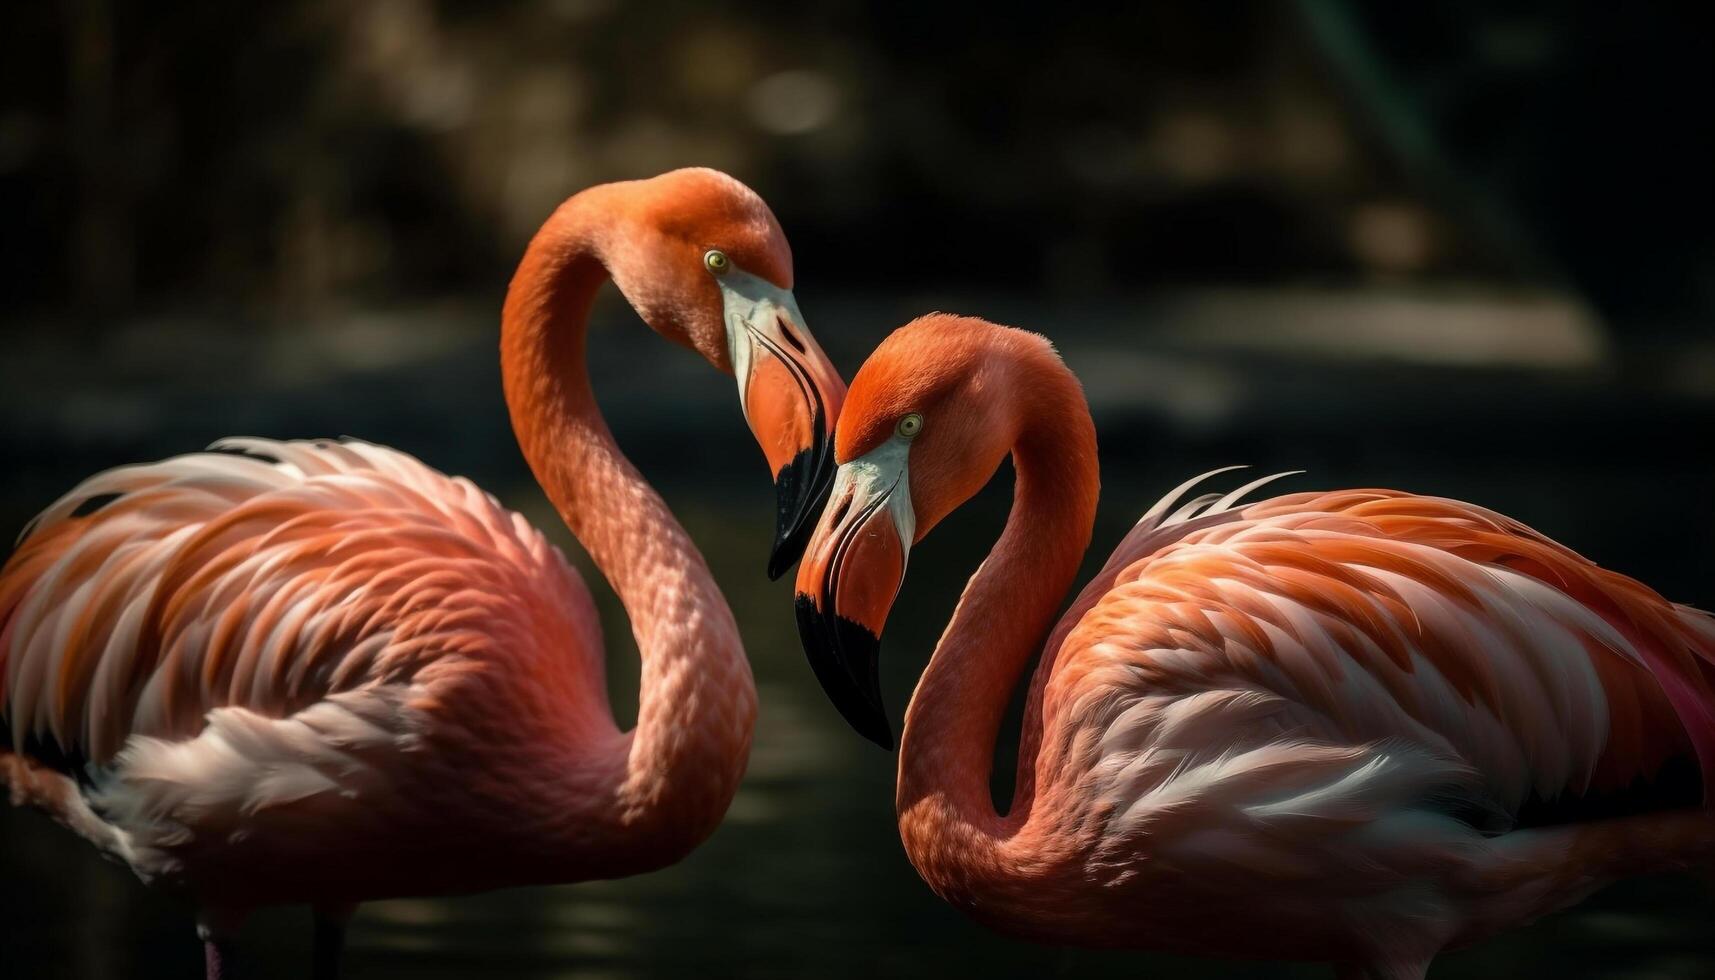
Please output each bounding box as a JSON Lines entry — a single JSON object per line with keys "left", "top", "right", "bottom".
{"left": 794, "top": 314, "right": 1715, "bottom": 978}
{"left": 1019, "top": 478, "right": 1715, "bottom": 965}
{"left": 1, "top": 438, "right": 610, "bottom": 904}
{"left": 1051, "top": 477, "right": 1715, "bottom": 828}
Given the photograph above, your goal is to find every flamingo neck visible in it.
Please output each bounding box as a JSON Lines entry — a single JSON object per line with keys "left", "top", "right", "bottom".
{"left": 499, "top": 194, "right": 755, "bottom": 867}
{"left": 895, "top": 359, "right": 1098, "bottom": 903}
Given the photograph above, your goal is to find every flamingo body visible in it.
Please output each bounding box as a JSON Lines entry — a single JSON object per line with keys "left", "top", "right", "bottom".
{"left": 998, "top": 483, "right": 1715, "bottom": 961}
{"left": 794, "top": 314, "right": 1715, "bottom": 977}
{"left": 2, "top": 437, "right": 617, "bottom": 906}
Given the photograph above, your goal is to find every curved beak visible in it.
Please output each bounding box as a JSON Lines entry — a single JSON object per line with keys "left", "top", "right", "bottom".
{"left": 792, "top": 442, "right": 914, "bottom": 749}
{"left": 720, "top": 271, "right": 846, "bottom": 579}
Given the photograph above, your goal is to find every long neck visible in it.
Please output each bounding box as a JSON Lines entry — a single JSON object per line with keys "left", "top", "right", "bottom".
{"left": 499, "top": 195, "right": 755, "bottom": 866}
{"left": 895, "top": 364, "right": 1099, "bottom": 902}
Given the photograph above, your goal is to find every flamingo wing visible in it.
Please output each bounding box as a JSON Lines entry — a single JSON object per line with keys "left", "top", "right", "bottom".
{"left": 1040, "top": 483, "right": 1715, "bottom": 847}
{"left": 0, "top": 437, "right": 598, "bottom": 776}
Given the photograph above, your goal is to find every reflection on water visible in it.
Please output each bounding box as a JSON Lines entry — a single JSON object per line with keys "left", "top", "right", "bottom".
{"left": 3, "top": 297, "right": 1713, "bottom": 978}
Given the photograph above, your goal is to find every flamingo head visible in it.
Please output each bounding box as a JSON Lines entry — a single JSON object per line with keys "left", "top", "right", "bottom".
{"left": 794, "top": 314, "right": 1040, "bottom": 748}
{"left": 603, "top": 168, "right": 846, "bottom": 577}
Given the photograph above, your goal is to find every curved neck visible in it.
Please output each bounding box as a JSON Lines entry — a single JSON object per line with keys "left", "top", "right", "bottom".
{"left": 500, "top": 195, "right": 755, "bottom": 864}
{"left": 895, "top": 362, "right": 1099, "bottom": 897}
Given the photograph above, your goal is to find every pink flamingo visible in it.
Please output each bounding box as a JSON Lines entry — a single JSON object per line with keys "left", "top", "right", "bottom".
{"left": 0, "top": 168, "right": 845, "bottom": 979}
{"left": 794, "top": 313, "right": 1715, "bottom": 978}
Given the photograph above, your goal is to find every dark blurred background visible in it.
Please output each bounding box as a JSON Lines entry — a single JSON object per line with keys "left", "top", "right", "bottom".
{"left": 2, "top": 2, "right": 1712, "bottom": 978}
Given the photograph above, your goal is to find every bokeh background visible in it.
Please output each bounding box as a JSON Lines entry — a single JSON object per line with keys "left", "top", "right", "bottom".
{"left": 2, "top": 2, "right": 1713, "bottom": 977}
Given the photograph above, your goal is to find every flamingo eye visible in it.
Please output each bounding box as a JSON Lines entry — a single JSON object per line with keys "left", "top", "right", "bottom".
{"left": 704, "top": 249, "right": 730, "bottom": 275}
{"left": 896, "top": 413, "right": 923, "bottom": 439}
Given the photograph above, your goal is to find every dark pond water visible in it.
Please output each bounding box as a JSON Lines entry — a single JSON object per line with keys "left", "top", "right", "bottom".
{"left": 3, "top": 292, "right": 1713, "bottom": 978}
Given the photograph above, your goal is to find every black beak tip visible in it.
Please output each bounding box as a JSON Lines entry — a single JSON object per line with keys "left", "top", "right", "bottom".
{"left": 794, "top": 594, "right": 894, "bottom": 750}
{"left": 766, "top": 441, "right": 837, "bottom": 580}
{"left": 858, "top": 717, "right": 896, "bottom": 752}
{"left": 765, "top": 541, "right": 794, "bottom": 582}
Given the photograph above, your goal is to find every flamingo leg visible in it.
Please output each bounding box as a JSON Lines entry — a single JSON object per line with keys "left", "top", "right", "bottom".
{"left": 202, "top": 936, "right": 238, "bottom": 980}
{"left": 197, "top": 908, "right": 247, "bottom": 980}
{"left": 312, "top": 903, "right": 356, "bottom": 980}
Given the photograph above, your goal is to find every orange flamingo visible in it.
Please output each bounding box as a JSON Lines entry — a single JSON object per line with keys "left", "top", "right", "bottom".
{"left": 0, "top": 168, "right": 845, "bottom": 979}
{"left": 794, "top": 313, "right": 1715, "bottom": 979}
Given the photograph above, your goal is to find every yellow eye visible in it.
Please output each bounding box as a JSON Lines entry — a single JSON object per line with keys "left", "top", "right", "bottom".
{"left": 896, "top": 413, "right": 923, "bottom": 439}
{"left": 704, "top": 249, "right": 730, "bottom": 275}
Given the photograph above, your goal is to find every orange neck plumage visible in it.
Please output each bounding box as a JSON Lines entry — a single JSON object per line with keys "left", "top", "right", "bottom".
{"left": 499, "top": 189, "right": 755, "bottom": 868}
{"left": 894, "top": 350, "right": 1099, "bottom": 904}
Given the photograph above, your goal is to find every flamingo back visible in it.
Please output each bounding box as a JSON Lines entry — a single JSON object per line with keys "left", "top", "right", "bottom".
{"left": 1033, "top": 475, "right": 1715, "bottom": 862}
{"left": 0, "top": 438, "right": 601, "bottom": 776}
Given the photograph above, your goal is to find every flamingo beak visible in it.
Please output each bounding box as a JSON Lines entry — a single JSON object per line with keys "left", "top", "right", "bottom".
{"left": 719, "top": 271, "right": 846, "bottom": 579}
{"left": 792, "top": 442, "right": 914, "bottom": 749}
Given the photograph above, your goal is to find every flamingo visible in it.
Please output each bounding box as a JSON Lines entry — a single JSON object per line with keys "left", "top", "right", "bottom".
{"left": 0, "top": 168, "right": 845, "bottom": 979}
{"left": 793, "top": 313, "right": 1715, "bottom": 978}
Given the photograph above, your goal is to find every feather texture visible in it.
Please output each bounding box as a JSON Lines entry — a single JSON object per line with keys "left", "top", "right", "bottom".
{"left": 0, "top": 438, "right": 611, "bottom": 896}
{"left": 2, "top": 438, "right": 598, "bottom": 761}
{"left": 1049, "top": 485, "right": 1715, "bottom": 841}
{"left": 995, "top": 479, "right": 1709, "bottom": 964}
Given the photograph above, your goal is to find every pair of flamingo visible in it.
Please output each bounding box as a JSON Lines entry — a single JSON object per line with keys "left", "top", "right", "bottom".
{"left": 3, "top": 170, "right": 1712, "bottom": 979}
